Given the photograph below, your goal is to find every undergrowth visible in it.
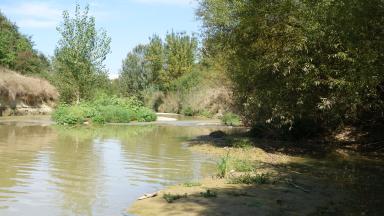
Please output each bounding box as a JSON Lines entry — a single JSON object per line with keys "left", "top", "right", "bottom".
{"left": 52, "top": 95, "right": 156, "bottom": 125}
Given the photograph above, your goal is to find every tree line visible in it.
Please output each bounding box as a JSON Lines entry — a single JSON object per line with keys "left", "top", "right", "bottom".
{"left": 1, "top": 1, "right": 383, "bottom": 137}
{"left": 0, "top": 12, "right": 49, "bottom": 76}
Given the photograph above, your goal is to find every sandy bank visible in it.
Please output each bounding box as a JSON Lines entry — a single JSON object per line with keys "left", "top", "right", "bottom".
{"left": 127, "top": 141, "right": 354, "bottom": 216}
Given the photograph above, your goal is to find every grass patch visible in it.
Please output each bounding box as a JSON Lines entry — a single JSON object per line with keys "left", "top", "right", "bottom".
{"left": 162, "top": 193, "right": 187, "bottom": 203}
{"left": 228, "top": 173, "right": 270, "bottom": 185}
{"left": 221, "top": 112, "right": 242, "bottom": 126}
{"left": 200, "top": 189, "right": 217, "bottom": 198}
{"left": 216, "top": 152, "right": 230, "bottom": 178}
{"left": 232, "top": 159, "right": 254, "bottom": 172}
{"left": 181, "top": 106, "right": 195, "bottom": 116}
{"left": 232, "top": 138, "right": 253, "bottom": 148}
{"left": 183, "top": 182, "right": 202, "bottom": 187}
{"left": 52, "top": 95, "right": 157, "bottom": 125}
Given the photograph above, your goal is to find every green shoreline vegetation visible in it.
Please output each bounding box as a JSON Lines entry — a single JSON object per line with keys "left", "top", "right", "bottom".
{"left": 52, "top": 95, "right": 156, "bottom": 125}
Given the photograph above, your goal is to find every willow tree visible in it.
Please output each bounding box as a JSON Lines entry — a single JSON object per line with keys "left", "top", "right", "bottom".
{"left": 53, "top": 4, "right": 111, "bottom": 103}
{"left": 198, "top": 0, "right": 384, "bottom": 137}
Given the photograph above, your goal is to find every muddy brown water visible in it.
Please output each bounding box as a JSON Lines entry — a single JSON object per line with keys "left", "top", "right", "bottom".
{"left": 0, "top": 117, "right": 383, "bottom": 215}
{"left": 0, "top": 120, "right": 225, "bottom": 216}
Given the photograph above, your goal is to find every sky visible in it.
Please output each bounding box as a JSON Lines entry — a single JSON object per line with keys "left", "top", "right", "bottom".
{"left": 0, "top": 0, "right": 200, "bottom": 78}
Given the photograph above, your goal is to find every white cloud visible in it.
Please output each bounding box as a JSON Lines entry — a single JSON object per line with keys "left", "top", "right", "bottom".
{"left": 134, "top": 0, "right": 197, "bottom": 6}
{"left": 1, "top": 2, "right": 62, "bottom": 28}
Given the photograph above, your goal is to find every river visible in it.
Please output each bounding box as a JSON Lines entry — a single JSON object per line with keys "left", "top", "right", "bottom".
{"left": 0, "top": 118, "right": 222, "bottom": 216}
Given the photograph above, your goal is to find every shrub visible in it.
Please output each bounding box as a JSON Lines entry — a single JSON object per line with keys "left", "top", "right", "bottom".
{"left": 97, "top": 105, "right": 132, "bottom": 123}
{"left": 52, "top": 96, "right": 156, "bottom": 125}
{"left": 200, "top": 190, "right": 217, "bottom": 198}
{"left": 181, "top": 106, "right": 195, "bottom": 116}
{"left": 162, "top": 193, "right": 187, "bottom": 203}
{"left": 198, "top": 109, "right": 214, "bottom": 118}
{"left": 135, "top": 107, "right": 157, "bottom": 122}
{"left": 221, "top": 112, "right": 242, "bottom": 126}
{"left": 232, "top": 159, "right": 254, "bottom": 172}
{"left": 232, "top": 138, "right": 253, "bottom": 148}
{"left": 52, "top": 105, "right": 84, "bottom": 125}
{"left": 228, "top": 173, "right": 270, "bottom": 185}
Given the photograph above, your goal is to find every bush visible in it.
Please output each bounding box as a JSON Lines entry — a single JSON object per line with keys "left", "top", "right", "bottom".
{"left": 200, "top": 190, "right": 217, "bottom": 198}
{"left": 181, "top": 106, "right": 195, "bottom": 116}
{"left": 135, "top": 107, "right": 157, "bottom": 122}
{"left": 232, "top": 138, "right": 253, "bottom": 148}
{"left": 97, "top": 105, "right": 132, "bottom": 123}
{"left": 221, "top": 112, "right": 242, "bottom": 126}
{"left": 52, "top": 105, "right": 85, "bottom": 125}
{"left": 52, "top": 96, "right": 157, "bottom": 125}
{"left": 228, "top": 173, "right": 270, "bottom": 185}
{"left": 163, "top": 193, "right": 187, "bottom": 203}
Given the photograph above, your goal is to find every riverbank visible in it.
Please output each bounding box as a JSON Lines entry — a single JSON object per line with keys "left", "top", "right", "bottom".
{"left": 128, "top": 131, "right": 384, "bottom": 215}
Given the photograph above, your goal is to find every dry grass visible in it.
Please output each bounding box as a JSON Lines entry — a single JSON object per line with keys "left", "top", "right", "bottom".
{"left": 0, "top": 67, "right": 58, "bottom": 106}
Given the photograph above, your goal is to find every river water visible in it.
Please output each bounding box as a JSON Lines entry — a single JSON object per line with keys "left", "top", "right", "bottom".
{"left": 1, "top": 117, "right": 384, "bottom": 215}
{"left": 0, "top": 121, "right": 220, "bottom": 216}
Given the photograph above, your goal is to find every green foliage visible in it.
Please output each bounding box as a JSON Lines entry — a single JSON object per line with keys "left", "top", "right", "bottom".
{"left": 200, "top": 190, "right": 217, "bottom": 198}
{"left": 199, "top": 0, "right": 384, "bottom": 137}
{"left": 198, "top": 110, "right": 214, "bottom": 118}
{"left": 119, "top": 45, "right": 152, "bottom": 97}
{"left": 232, "top": 159, "right": 254, "bottom": 172}
{"left": 52, "top": 96, "right": 156, "bottom": 125}
{"left": 228, "top": 173, "right": 270, "bottom": 185}
{"left": 216, "top": 152, "right": 230, "bottom": 178}
{"left": 221, "top": 112, "right": 241, "bottom": 126}
{"left": 0, "top": 12, "right": 50, "bottom": 76}
{"left": 53, "top": 4, "right": 111, "bottom": 103}
{"left": 51, "top": 105, "right": 85, "bottom": 125}
{"left": 181, "top": 106, "right": 195, "bottom": 116}
{"left": 118, "top": 32, "right": 198, "bottom": 97}
{"left": 162, "top": 193, "right": 187, "bottom": 203}
{"left": 135, "top": 107, "right": 157, "bottom": 122}
{"left": 231, "top": 138, "right": 253, "bottom": 149}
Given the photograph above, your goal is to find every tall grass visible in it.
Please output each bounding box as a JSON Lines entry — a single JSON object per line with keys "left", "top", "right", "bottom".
{"left": 217, "top": 152, "right": 230, "bottom": 178}
{"left": 221, "top": 112, "right": 242, "bottom": 126}
{"left": 0, "top": 67, "right": 58, "bottom": 105}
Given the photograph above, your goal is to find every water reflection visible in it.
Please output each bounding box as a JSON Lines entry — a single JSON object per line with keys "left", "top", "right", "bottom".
{"left": 0, "top": 123, "right": 216, "bottom": 215}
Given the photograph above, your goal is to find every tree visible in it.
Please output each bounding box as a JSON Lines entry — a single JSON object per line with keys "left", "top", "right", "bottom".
{"left": 146, "top": 35, "right": 164, "bottom": 86}
{"left": 162, "top": 32, "right": 198, "bottom": 89}
{"left": 198, "top": 0, "right": 384, "bottom": 137}
{"left": 53, "top": 4, "right": 111, "bottom": 103}
{"left": 119, "top": 45, "right": 152, "bottom": 97}
{"left": 0, "top": 12, "right": 50, "bottom": 76}
{"left": 119, "top": 32, "right": 199, "bottom": 96}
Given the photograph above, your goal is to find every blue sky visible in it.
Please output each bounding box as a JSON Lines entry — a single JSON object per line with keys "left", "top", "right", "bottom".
{"left": 0, "top": 0, "right": 200, "bottom": 78}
